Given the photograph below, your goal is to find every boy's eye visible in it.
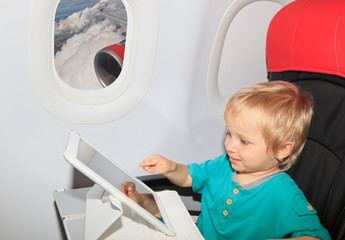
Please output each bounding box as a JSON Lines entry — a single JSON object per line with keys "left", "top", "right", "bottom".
{"left": 240, "top": 139, "right": 248, "bottom": 144}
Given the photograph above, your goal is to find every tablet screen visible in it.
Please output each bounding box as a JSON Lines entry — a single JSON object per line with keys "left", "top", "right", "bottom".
{"left": 78, "top": 139, "right": 151, "bottom": 194}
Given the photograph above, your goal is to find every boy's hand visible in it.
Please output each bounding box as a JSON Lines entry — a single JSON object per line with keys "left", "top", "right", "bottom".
{"left": 121, "top": 181, "right": 162, "bottom": 218}
{"left": 120, "top": 182, "right": 142, "bottom": 205}
{"left": 139, "top": 154, "right": 176, "bottom": 174}
{"left": 140, "top": 154, "right": 193, "bottom": 187}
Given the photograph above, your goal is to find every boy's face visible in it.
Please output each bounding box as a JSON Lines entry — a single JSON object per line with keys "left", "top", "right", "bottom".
{"left": 224, "top": 111, "right": 280, "bottom": 175}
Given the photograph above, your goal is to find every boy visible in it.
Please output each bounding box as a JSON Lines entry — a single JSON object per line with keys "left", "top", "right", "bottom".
{"left": 121, "top": 81, "right": 331, "bottom": 239}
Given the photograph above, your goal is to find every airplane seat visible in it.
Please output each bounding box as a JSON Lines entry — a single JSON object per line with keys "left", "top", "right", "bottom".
{"left": 266, "top": 0, "right": 345, "bottom": 239}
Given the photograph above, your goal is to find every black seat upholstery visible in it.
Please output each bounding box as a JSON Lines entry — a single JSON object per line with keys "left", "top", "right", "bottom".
{"left": 269, "top": 71, "right": 345, "bottom": 240}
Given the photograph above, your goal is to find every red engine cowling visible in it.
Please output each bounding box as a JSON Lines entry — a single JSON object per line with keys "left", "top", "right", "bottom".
{"left": 94, "top": 44, "right": 125, "bottom": 87}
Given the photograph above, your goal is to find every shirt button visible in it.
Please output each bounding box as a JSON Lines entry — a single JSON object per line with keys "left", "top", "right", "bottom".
{"left": 223, "top": 210, "right": 228, "bottom": 216}
{"left": 227, "top": 199, "right": 232, "bottom": 205}
{"left": 307, "top": 205, "right": 313, "bottom": 211}
{"left": 233, "top": 188, "right": 239, "bottom": 195}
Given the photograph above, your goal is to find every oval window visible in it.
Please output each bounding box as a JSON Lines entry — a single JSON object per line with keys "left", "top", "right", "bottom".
{"left": 29, "top": 0, "right": 159, "bottom": 123}
{"left": 206, "top": 0, "right": 292, "bottom": 115}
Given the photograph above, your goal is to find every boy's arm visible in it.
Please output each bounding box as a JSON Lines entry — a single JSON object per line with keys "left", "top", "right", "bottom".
{"left": 140, "top": 154, "right": 193, "bottom": 187}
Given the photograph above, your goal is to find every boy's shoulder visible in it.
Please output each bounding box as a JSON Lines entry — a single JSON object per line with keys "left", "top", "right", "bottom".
{"left": 265, "top": 173, "right": 301, "bottom": 195}
{"left": 264, "top": 173, "right": 314, "bottom": 210}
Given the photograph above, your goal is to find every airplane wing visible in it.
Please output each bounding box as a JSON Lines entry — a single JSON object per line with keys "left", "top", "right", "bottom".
{"left": 99, "top": 8, "right": 127, "bottom": 25}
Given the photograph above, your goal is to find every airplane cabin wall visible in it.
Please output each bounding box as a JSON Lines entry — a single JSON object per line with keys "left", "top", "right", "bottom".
{"left": 0, "top": 0, "right": 280, "bottom": 239}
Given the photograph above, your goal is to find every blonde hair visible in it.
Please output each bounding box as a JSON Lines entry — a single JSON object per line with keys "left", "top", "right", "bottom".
{"left": 224, "top": 81, "right": 313, "bottom": 170}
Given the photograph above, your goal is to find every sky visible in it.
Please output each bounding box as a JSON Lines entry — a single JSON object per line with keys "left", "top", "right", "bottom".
{"left": 54, "top": 0, "right": 127, "bottom": 90}
{"left": 55, "top": 0, "right": 100, "bottom": 21}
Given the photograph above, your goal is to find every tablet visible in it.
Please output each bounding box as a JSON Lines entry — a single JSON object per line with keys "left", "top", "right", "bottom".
{"left": 63, "top": 130, "right": 175, "bottom": 237}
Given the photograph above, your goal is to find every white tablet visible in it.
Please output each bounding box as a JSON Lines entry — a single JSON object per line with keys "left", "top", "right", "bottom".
{"left": 63, "top": 130, "right": 175, "bottom": 237}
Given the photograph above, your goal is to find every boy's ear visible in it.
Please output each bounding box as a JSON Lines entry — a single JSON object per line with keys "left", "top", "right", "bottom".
{"left": 277, "top": 142, "right": 293, "bottom": 160}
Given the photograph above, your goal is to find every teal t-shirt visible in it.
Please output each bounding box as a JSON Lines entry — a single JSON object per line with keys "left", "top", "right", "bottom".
{"left": 187, "top": 154, "right": 331, "bottom": 240}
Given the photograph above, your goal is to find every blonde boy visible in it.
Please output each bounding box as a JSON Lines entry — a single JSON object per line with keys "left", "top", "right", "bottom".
{"left": 122, "top": 81, "right": 331, "bottom": 240}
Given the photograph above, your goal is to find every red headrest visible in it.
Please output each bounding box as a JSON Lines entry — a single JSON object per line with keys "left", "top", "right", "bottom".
{"left": 266, "top": 0, "right": 345, "bottom": 78}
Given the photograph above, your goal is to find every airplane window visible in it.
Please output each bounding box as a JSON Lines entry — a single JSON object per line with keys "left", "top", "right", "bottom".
{"left": 206, "top": 0, "right": 291, "bottom": 115}
{"left": 29, "top": 0, "right": 159, "bottom": 123}
{"left": 218, "top": 1, "right": 282, "bottom": 100}
{"left": 54, "top": 0, "right": 127, "bottom": 90}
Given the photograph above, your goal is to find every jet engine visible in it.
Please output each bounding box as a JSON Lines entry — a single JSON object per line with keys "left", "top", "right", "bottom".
{"left": 94, "top": 44, "right": 125, "bottom": 87}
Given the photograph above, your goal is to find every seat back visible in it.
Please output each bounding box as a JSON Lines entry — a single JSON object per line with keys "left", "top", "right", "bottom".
{"left": 266, "top": 0, "right": 345, "bottom": 238}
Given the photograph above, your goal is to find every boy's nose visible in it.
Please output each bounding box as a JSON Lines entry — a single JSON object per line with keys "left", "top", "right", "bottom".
{"left": 225, "top": 137, "right": 236, "bottom": 152}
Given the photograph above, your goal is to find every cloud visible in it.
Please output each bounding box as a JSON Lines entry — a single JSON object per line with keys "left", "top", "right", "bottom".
{"left": 54, "top": 0, "right": 126, "bottom": 90}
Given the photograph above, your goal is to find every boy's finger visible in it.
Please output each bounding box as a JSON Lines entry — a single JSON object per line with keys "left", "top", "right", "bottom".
{"left": 140, "top": 158, "right": 157, "bottom": 167}
{"left": 120, "top": 183, "right": 127, "bottom": 194}
{"left": 121, "top": 182, "right": 136, "bottom": 192}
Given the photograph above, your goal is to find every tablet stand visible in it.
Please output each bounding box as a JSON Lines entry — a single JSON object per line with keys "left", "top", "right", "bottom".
{"left": 85, "top": 184, "right": 123, "bottom": 240}
{"left": 54, "top": 184, "right": 123, "bottom": 240}
{"left": 54, "top": 185, "right": 204, "bottom": 240}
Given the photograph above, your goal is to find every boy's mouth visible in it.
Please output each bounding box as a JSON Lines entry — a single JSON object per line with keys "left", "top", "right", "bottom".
{"left": 229, "top": 157, "right": 241, "bottom": 164}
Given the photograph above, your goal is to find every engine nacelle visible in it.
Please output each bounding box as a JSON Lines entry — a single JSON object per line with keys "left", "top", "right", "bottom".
{"left": 94, "top": 44, "right": 125, "bottom": 87}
